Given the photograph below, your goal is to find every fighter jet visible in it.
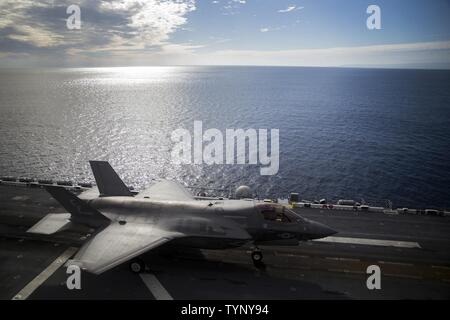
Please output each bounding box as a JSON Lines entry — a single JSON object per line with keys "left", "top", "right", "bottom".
{"left": 27, "top": 161, "right": 337, "bottom": 274}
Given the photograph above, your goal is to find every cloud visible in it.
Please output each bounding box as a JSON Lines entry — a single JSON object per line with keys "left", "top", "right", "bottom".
{"left": 278, "top": 5, "right": 303, "bottom": 13}
{"left": 7, "top": 25, "right": 64, "bottom": 48}
{"left": 221, "top": 0, "right": 246, "bottom": 15}
{"left": 0, "top": 0, "right": 72, "bottom": 49}
{"left": 99, "top": 0, "right": 196, "bottom": 46}
{"left": 194, "top": 40, "right": 450, "bottom": 68}
{"left": 0, "top": 0, "right": 196, "bottom": 56}
{"left": 259, "top": 26, "right": 286, "bottom": 33}
{"left": 208, "top": 36, "right": 232, "bottom": 44}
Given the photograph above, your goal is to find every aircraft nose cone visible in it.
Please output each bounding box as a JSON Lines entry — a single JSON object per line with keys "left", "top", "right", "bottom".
{"left": 309, "top": 221, "right": 337, "bottom": 239}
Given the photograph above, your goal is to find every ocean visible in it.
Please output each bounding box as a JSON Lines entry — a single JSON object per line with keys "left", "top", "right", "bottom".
{"left": 0, "top": 66, "right": 449, "bottom": 208}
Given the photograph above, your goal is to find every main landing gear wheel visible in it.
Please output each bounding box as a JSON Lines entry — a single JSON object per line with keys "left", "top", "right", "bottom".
{"left": 251, "top": 250, "right": 263, "bottom": 262}
{"left": 129, "top": 258, "right": 145, "bottom": 273}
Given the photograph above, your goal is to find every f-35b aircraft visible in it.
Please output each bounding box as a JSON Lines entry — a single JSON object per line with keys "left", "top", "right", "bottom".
{"left": 28, "top": 161, "right": 337, "bottom": 274}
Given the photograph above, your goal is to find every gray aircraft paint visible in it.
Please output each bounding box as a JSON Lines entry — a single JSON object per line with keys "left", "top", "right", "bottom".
{"left": 28, "top": 161, "right": 336, "bottom": 274}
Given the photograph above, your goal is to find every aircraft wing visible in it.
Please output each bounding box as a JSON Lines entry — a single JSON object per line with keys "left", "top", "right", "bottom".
{"left": 68, "top": 222, "right": 181, "bottom": 274}
{"left": 137, "top": 180, "right": 194, "bottom": 201}
{"left": 68, "top": 215, "right": 251, "bottom": 274}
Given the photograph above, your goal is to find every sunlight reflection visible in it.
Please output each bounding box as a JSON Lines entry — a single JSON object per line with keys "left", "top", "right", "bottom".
{"left": 73, "top": 66, "right": 194, "bottom": 84}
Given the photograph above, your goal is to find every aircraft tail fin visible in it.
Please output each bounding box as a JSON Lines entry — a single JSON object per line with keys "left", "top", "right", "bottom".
{"left": 45, "top": 186, "right": 109, "bottom": 227}
{"left": 89, "top": 160, "right": 132, "bottom": 197}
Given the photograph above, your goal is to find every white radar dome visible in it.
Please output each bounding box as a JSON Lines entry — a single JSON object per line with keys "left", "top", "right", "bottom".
{"left": 235, "top": 185, "right": 252, "bottom": 199}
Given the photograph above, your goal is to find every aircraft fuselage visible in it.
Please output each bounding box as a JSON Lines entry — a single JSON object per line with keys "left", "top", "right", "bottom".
{"left": 86, "top": 197, "right": 336, "bottom": 249}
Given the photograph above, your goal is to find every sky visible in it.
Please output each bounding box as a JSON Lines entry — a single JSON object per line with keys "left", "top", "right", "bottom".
{"left": 0, "top": 0, "right": 449, "bottom": 68}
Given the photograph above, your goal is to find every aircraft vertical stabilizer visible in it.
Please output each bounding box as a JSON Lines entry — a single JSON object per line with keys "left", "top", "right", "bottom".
{"left": 89, "top": 160, "right": 132, "bottom": 197}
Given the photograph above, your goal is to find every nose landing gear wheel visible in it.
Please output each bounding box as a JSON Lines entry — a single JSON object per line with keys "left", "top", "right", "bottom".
{"left": 251, "top": 250, "right": 263, "bottom": 262}
{"left": 129, "top": 258, "right": 145, "bottom": 273}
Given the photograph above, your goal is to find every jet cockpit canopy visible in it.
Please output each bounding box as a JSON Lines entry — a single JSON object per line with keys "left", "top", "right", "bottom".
{"left": 255, "top": 203, "right": 305, "bottom": 223}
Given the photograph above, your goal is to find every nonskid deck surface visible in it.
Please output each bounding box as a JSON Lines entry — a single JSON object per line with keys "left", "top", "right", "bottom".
{"left": 0, "top": 185, "right": 449, "bottom": 300}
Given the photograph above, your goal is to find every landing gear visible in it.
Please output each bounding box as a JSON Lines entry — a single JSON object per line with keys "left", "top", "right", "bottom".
{"left": 251, "top": 250, "right": 263, "bottom": 262}
{"left": 129, "top": 258, "right": 145, "bottom": 273}
{"left": 251, "top": 247, "right": 265, "bottom": 270}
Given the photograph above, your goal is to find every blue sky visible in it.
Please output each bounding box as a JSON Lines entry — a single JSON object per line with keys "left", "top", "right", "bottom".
{"left": 0, "top": 0, "right": 449, "bottom": 68}
{"left": 180, "top": 0, "right": 449, "bottom": 49}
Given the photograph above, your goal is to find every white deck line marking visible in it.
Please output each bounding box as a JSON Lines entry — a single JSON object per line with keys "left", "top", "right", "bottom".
{"left": 339, "top": 257, "right": 361, "bottom": 262}
{"left": 432, "top": 265, "right": 450, "bottom": 270}
{"left": 275, "top": 252, "right": 309, "bottom": 258}
{"left": 325, "top": 257, "right": 360, "bottom": 262}
{"left": 325, "top": 257, "right": 340, "bottom": 261}
{"left": 384, "top": 273, "right": 422, "bottom": 280}
{"left": 379, "top": 261, "right": 413, "bottom": 267}
{"left": 313, "top": 236, "right": 421, "bottom": 248}
{"left": 140, "top": 273, "right": 173, "bottom": 300}
{"left": 12, "top": 247, "right": 78, "bottom": 300}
